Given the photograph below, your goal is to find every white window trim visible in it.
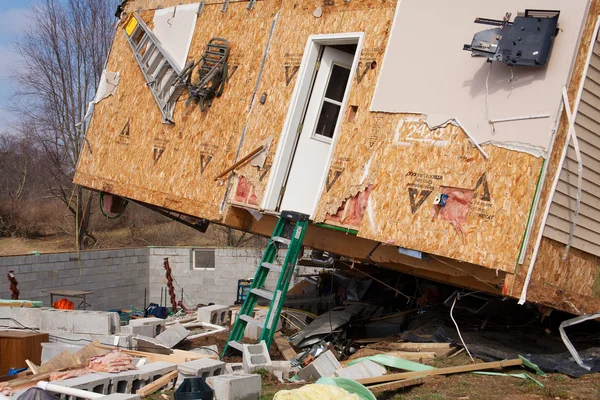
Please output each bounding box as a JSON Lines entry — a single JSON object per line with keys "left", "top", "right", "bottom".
{"left": 261, "top": 32, "right": 365, "bottom": 217}
{"left": 192, "top": 248, "right": 215, "bottom": 270}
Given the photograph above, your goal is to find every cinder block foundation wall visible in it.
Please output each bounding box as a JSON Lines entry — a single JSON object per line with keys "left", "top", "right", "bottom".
{"left": 0, "top": 248, "right": 149, "bottom": 311}
{"left": 0, "top": 247, "right": 318, "bottom": 311}
{"left": 148, "top": 247, "right": 303, "bottom": 307}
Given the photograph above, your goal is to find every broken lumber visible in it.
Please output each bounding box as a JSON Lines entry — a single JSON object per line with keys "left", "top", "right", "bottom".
{"left": 25, "top": 360, "right": 39, "bottom": 375}
{"left": 356, "top": 359, "right": 524, "bottom": 385}
{"left": 214, "top": 145, "right": 265, "bottom": 181}
{"left": 274, "top": 332, "right": 297, "bottom": 361}
{"left": 136, "top": 370, "right": 178, "bottom": 397}
{"left": 95, "top": 345, "right": 216, "bottom": 363}
{"left": 368, "top": 377, "right": 425, "bottom": 394}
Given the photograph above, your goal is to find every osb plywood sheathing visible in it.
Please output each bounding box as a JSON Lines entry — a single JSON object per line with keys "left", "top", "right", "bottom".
{"left": 315, "top": 112, "right": 543, "bottom": 274}
{"left": 227, "top": 1, "right": 397, "bottom": 206}
{"left": 75, "top": 1, "right": 281, "bottom": 222}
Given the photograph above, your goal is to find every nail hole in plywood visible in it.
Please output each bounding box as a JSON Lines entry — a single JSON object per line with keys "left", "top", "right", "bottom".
{"left": 348, "top": 105, "right": 358, "bottom": 122}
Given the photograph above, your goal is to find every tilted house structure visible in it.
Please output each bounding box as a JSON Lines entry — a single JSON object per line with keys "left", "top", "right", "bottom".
{"left": 75, "top": 0, "right": 600, "bottom": 315}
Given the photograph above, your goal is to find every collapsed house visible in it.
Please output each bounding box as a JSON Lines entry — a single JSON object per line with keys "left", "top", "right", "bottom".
{"left": 74, "top": 0, "right": 600, "bottom": 316}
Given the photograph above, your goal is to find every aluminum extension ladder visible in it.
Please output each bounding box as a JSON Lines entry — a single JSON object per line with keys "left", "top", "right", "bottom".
{"left": 123, "top": 13, "right": 185, "bottom": 124}
{"left": 223, "top": 211, "right": 310, "bottom": 356}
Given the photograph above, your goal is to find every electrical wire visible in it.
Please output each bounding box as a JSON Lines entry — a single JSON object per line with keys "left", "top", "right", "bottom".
{"left": 450, "top": 295, "right": 475, "bottom": 363}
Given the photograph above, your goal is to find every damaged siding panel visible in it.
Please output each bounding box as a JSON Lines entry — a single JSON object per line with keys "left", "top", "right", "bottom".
{"left": 544, "top": 36, "right": 600, "bottom": 257}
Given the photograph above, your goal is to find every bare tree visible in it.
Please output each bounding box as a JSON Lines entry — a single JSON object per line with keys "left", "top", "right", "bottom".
{"left": 12, "top": 0, "right": 116, "bottom": 248}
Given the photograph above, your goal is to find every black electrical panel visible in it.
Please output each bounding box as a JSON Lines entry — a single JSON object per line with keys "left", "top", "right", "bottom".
{"left": 464, "top": 10, "right": 560, "bottom": 67}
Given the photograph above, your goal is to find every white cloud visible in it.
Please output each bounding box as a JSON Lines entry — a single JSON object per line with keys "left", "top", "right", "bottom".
{"left": 0, "top": 8, "right": 32, "bottom": 37}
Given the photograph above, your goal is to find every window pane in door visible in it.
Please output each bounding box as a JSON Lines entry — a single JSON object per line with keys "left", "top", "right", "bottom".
{"left": 314, "top": 100, "right": 341, "bottom": 139}
{"left": 325, "top": 65, "right": 351, "bottom": 102}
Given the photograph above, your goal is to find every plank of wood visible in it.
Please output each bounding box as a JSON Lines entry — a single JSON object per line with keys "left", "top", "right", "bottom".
{"left": 356, "top": 359, "right": 524, "bottom": 385}
{"left": 214, "top": 145, "right": 265, "bottom": 181}
{"left": 25, "top": 360, "right": 39, "bottom": 375}
{"left": 368, "top": 377, "right": 425, "bottom": 394}
{"left": 95, "top": 345, "right": 216, "bottom": 364}
{"left": 390, "top": 343, "right": 452, "bottom": 350}
{"left": 136, "top": 370, "right": 178, "bottom": 397}
{"left": 273, "top": 332, "right": 297, "bottom": 361}
{"left": 3, "top": 372, "right": 53, "bottom": 391}
{"left": 385, "top": 351, "right": 436, "bottom": 361}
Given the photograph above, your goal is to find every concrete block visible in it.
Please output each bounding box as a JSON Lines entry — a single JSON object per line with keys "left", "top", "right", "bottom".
{"left": 225, "top": 363, "right": 244, "bottom": 374}
{"left": 178, "top": 358, "right": 226, "bottom": 377}
{"left": 206, "top": 373, "right": 261, "bottom": 400}
{"left": 72, "top": 311, "right": 116, "bottom": 335}
{"left": 191, "top": 344, "right": 219, "bottom": 357}
{"left": 296, "top": 350, "right": 340, "bottom": 381}
{"left": 41, "top": 309, "right": 73, "bottom": 332}
{"left": 41, "top": 309, "right": 119, "bottom": 335}
{"left": 53, "top": 373, "right": 113, "bottom": 394}
{"left": 129, "top": 317, "right": 165, "bottom": 337}
{"left": 138, "top": 361, "right": 177, "bottom": 382}
{"left": 0, "top": 306, "right": 42, "bottom": 329}
{"left": 334, "top": 359, "right": 386, "bottom": 380}
{"left": 103, "top": 367, "right": 151, "bottom": 394}
{"left": 48, "top": 331, "right": 133, "bottom": 349}
{"left": 155, "top": 322, "right": 189, "bottom": 348}
{"left": 176, "top": 358, "right": 225, "bottom": 389}
{"left": 267, "top": 361, "right": 294, "bottom": 381}
{"left": 242, "top": 341, "right": 271, "bottom": 373}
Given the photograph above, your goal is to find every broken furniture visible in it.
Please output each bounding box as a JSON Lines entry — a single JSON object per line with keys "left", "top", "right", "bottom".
{"left": 183, "top": 37, "right": 230, "bottom": 112}
{"left": 224, "top": 211, "right": 309, "bottom": 355}
{"left": 43, "top": 290, "right": 94, "bottom": 310}
{"left": 0, "top": 331, "right": 49, "bottom": 375}
{"left": 464, "top": 9, "right": 560, "bottom": 66}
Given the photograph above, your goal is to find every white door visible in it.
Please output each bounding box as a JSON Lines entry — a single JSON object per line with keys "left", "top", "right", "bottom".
{"left": 279, "top": 46, "right": 354, "bottom": 215}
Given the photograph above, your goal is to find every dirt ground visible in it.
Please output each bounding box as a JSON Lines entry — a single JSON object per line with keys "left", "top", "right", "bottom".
{"left": 175, "top": 330, "right": 600, "bottom": 400}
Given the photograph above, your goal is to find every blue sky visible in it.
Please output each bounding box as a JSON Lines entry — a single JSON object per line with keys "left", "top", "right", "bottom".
{"left": 0, "top": 1, "right": 37, "bottom": 126}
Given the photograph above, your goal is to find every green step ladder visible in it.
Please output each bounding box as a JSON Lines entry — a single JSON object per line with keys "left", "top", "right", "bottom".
{"left": 223, "top": 210, "right": 309, "bottom": 356}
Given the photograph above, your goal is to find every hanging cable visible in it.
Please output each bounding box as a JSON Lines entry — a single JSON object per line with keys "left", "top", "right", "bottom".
{"left": 450, "top": 294, "right": 475, "bottom": 362}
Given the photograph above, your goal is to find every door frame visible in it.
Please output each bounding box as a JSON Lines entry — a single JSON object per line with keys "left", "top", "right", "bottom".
{"left": 261, "top": 32, "right": 365, "bottom": 217}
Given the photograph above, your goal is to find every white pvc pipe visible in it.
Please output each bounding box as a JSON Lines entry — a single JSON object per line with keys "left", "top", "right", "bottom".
{"left": 37, "top": 381, "right": 105, "bottom": 399}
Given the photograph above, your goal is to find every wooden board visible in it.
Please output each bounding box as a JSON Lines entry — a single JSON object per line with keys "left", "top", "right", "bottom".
{"left": 356, "top": 359, "right": 524, "bottom": 385}
{"left": 273, "top": 332, "right": 297, "bottom": 361}
{"left": 136, "top": 370, "right": 178, "bottom": 397}
{"left": 368, "top": 377, "right": 425, "bottom": 394}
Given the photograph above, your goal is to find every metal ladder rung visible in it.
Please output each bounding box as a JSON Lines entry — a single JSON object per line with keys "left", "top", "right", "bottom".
{"left": 239, "top": 314, "right": 264, "bottom": 328}
{"left": 251, "top": 288, "right": 274, "bottom": 300}
{"left": 272, "top": 237, "right": 291, "bottom": 246}
{"left": 150, "top": 60, "right": 168, "bottom": 80}
{"left": 136, "top": 35, "right": 150, "bottom": 52}
{"left": 261, "top": 262, "right": 282, "bottom": 273}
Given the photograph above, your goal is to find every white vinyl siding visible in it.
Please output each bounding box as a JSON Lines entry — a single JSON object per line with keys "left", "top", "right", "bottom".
{"left": 543, "top": 36, "right": 600, "bottom": 257}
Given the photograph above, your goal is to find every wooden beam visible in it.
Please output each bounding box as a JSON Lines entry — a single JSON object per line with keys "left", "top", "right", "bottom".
{"left": 136, "top": 370, "right": 178, "bottom": 397}
{"left": 356, "top": 359, "right": 524, "bottom": 385}
{"left": 368, "top": 377, "right": 425, "bottom": 394}
{"left": 273, "top": 332, "right": 297, "bottom": 361}
{"left": 223, "top": 206, "right": 505, "bottom": 294}
{"left": 214, "top": 146, "right": 265, "bottom": 182}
